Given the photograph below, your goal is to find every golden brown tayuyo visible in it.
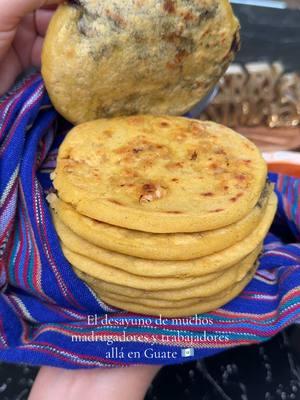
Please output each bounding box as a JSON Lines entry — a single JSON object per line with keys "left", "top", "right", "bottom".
{"left": 52, "top": 117, "right": 268, "bottom": 233}
{"left": 42, "top": 0, "right": 240, "bottom": 124}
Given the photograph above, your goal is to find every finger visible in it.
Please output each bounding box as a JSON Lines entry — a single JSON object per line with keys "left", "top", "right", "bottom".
{"left": 0, "top": 0, "right": 62, "bottom": 62}
{"left": 31, "top": 35, "right": 43, "bottom": 67}
{"left": 35, "top": 9, "right": 55, "bottom": 37}
{"left": 29, "top": 365, "right": 161, "bottom": 400}
{"left": 0, "top": 0, "right": 62, "bottom": 24}
{"left": 0, "top": 47, "right": 23, "bottom": 95}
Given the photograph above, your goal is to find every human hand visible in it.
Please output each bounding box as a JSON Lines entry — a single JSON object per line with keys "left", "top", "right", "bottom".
{"left": 0, "top": 0, "right": 63, "bottom": 96}
{"left": 29, "top": 364, "right": 161, "bottom": 400}
{"left": 0, "top": 2, "right": 160, "bottom": 398}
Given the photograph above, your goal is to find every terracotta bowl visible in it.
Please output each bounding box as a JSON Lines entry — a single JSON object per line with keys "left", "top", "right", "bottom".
{"left": 264, "top": 151, "right": 300, "bottom": 178}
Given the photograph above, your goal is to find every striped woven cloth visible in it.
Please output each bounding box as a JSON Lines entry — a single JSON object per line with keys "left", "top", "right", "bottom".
{"left": 0, "top": 74, "right": 300, "bottom": 369}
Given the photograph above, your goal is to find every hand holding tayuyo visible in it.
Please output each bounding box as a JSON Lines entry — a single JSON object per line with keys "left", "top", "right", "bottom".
{"left": 43, "top": 0, "right": 276, "bottom": 317}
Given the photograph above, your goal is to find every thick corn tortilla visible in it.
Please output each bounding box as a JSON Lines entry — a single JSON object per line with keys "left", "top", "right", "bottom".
{"left": 99, "top": 266, "right": 257, "bottom": 317}
{"left": 52, "top": 191, "right": 277, "bottom": 277}
{"left": 52, "top": 117, "right": 267, "bottom": 233}
{"left": 73, "top": 245, "right": 260, "bottom": 303}
{"left": 50, "top": 183, "right": 271, "bottom": 263}
{"left": 59, "top": 193, "right": 276, "bottom": 292}
{"left": 75, "top": 264, "right": 255, "bottom": 308}
{"left": 62, "top": 243, "right": 250, "bottom": 292}
{"left": 62, "top": 194, "right": 277, "bottom": 290}
{"left": 42, "top": 0, "right": 239, "bottom": 124}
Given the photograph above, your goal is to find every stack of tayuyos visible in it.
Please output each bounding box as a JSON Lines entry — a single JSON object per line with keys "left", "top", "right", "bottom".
{"left": 48, "top": 115, "right": 277, "bottom": 317}
{"left": 42, "top": 0, "right": 278, "bottom": 317}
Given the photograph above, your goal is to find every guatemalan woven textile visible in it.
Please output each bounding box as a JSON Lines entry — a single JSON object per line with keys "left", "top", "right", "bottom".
{"left": 0, "top": 74, "right": 300, "bottom": 369}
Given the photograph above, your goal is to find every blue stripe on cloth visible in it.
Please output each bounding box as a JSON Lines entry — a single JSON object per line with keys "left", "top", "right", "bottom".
{"left": 0, "top": 74, "right": 300, "bottom": 368}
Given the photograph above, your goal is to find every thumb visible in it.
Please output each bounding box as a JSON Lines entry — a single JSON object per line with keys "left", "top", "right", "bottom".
{"left": 0, "top": 0, "right": 62, "bottom": 23}
{"left": 0, "top": 0, "right": 62, "bottom": 61}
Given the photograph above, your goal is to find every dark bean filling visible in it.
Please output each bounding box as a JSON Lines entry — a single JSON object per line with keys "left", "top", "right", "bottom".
{"left": 69, "top": 0, "right": 82, "bottom": 7}
{"left": 230, "top": 29, "right": 241, "bottom": 54}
